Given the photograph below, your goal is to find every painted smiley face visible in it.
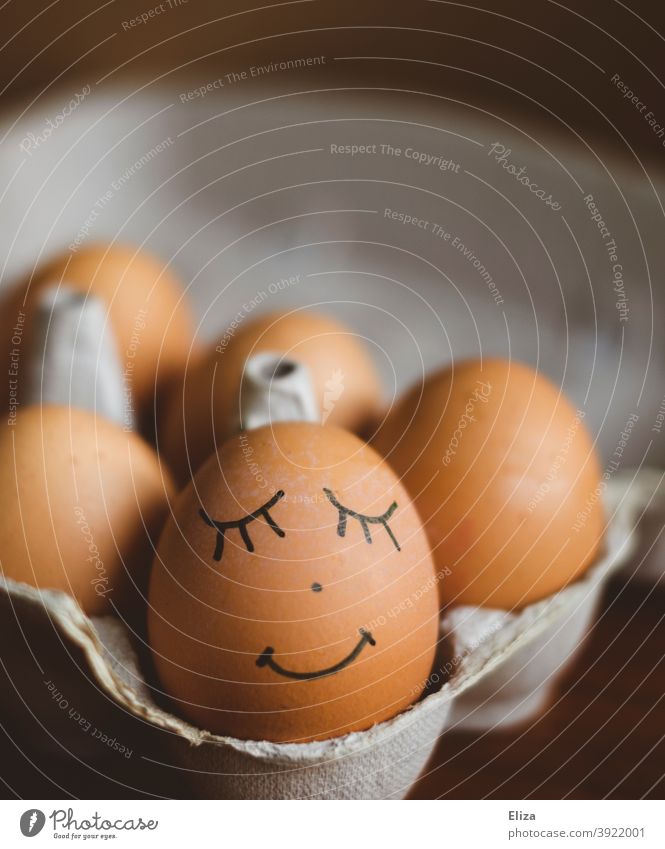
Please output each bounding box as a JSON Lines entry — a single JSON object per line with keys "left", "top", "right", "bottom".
{"left": 148, "top": 422, "right": 439, "bottom": 742}
{"left": 198, "top": 487, "right": 401, "bottom": 678}
{"left": 257, "top": 628, "right": 377, "bottom": 680}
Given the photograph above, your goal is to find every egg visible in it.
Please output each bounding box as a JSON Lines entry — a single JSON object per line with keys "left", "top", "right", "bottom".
{"left": 148, "top": 422, "right": 439, "bottom": 742}
{"left": 2, "top": 244, "right": 195, "bottom": 423}
{"left": 0, "top": 406, "right": 175, "bottom": 616}
{"left": 373, "top": 359, "right": 604, "bottom": 610}
{"left": 158, "top": 310, "right": 383, "bottom": 484}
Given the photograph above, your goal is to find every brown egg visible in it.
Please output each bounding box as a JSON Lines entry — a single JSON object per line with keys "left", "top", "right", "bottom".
{"left": 0, "top": 406, "right": 175, "bottom": 616}
{"left": 373, "top": 359, "right": 604, "bottom": 610}
{"left": 158, "top": 310, "right": 383, "bottom": 484}
{"left": 148, "top": 422, "right": 439, "bottom": 742}
{"left": 2, "top": 244, "right": 195, "bottom": 422}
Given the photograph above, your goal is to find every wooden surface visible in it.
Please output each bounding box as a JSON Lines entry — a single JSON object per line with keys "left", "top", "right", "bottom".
{"left": 0, "top": 576, "right": 663, "bottom": 799}
{"left": 409, "top": 577, "right": 665, "bottom": 800}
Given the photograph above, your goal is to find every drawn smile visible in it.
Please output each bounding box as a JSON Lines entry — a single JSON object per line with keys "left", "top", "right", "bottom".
{"left": 256, "top": 629, "right": 376, "bottom": 680}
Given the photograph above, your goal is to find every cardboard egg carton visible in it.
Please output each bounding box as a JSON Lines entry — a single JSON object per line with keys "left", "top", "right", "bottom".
{"left": 0, "top": 469, "right": 657, "bottom": 799}
{"left": 2, "top": 123, "right": 661, "bottom": 799}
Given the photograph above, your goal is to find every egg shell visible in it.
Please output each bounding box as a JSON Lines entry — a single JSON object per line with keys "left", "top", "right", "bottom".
{"left": 158, "top": 310, "right": 383, "bottom": 483}
{"left": 373, "top": 358, "right": 605, "bottom": 610}
{"left": 148, "top": 422, "right": 439, "bottom": 743}
{"left": 0, "top": 406, "right": 175, "bottom": 616}
{"left": 2, "top": 244, "right": 195, "bottom": 421}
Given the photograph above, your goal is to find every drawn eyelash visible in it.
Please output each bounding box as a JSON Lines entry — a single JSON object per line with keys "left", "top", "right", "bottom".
{"left": 199, "top": 490, "right": 286, "bottom": 562}
{"left": 323, "top": 488, "right": 401, "bottom": 551}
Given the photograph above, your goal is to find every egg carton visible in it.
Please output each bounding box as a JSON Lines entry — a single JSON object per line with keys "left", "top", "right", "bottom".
{"left": 0, "top": 469, "right": 658, "bottom": 799}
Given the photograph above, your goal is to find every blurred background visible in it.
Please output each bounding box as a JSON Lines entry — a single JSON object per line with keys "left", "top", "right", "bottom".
{"left": 0, "top": 0, "right": 663, "bottom": 800}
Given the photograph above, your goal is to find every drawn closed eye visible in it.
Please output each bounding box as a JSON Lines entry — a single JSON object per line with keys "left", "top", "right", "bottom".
{"left": 323, "top": 488, "right": 401, "bottom": 551}
{"left": 199, "top": 490, "right": 286, "bottom": 562}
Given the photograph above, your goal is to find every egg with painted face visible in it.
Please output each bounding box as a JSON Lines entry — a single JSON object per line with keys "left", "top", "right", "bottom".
{"left": 148, "top": 422, "right": 440, "bottom": 742}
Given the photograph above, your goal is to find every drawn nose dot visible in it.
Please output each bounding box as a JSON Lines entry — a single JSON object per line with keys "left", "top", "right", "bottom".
{"left": 311, "top": 582, "right": 323, "bottom": 593}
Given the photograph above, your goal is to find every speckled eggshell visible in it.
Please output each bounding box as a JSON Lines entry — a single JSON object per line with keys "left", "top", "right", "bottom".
{"left": 158, "top": 310, "right": 383, "bottom": 484}
{"left": 148, "top": 422, "right": 439, "bottom": 743}
{"left": 373, "top": 358, "right": 605, "bottom": 610}
{"left": 0, "top": 406, "right": 175, "bottom": 617}
{"left": 2, "top": 244, "right": 195, "bottom": 419}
